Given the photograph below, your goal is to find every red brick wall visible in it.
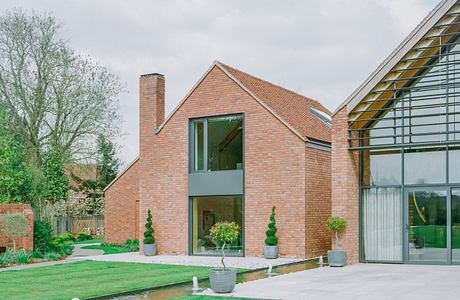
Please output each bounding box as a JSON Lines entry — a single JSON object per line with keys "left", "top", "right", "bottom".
{"left": 104, "top": 160, "right": 140, "bottom": 243}
{"left": 138, "top": 66, "right": 308, "bottom": 257}
{"left": 305, "top": 146, "right": 331, "bottom": 257}
{"left": 0, "top": 204, "right": 34, "bottom": 251}
{"left": 331, "top": 106, "right": 359, "bottom": 263}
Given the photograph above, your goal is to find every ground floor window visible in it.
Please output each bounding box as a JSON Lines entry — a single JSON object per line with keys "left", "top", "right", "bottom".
{"left": 191, "top": 195, "right": 243, "bottom": 255}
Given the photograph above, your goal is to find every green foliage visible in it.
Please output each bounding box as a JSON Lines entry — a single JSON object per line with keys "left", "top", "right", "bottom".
{"left": 0, "top": 250, "right": 14, "bottom": 267}
{"left": 41, "top": 147, "right": 68, "bottom": 203}
{"left": 0, "top": 107, "right": 31, "bottom": 204}
{"left": 15, "top": 249, "right": 31, "bottom": 264}
{"left": 326, "top": 217, "right": 347, "bottom": 233}
{"left": 43, "top": 252, "right": 63, "bottom": 260}
{"left": 33, "top": 220, "right": 53, "bottom": 254}
{"left": 143, "top": 209, "right": 155, "bottom": 244}
{"left": 49, "top": 233, "right": 74, "bottom": 255}
{"left": 209, "top": 221, "right": 240, "bottom": 244}
{"left": 83, "top": 239, "right": 140, "bottom": 255}
{"left": 264, "top": 206, "right": 278, "bottom": 246}
{"left": 96, "top": 135, "right": 120, "bottom": 188}
{"left": 77, "top": 232, "right": 93, "bottom": 241}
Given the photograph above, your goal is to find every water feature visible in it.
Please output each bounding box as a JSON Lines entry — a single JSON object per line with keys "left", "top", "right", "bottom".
{"left": 107, "top": 258, "right": 323, "bottom": 300}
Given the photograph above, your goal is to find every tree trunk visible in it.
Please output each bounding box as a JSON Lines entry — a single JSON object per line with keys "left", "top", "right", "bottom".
{"left": 221, "top": 241, "right": 226, "bottom": 270}
{"left": 335, "top": 231, "right": 340, "bottom": 249}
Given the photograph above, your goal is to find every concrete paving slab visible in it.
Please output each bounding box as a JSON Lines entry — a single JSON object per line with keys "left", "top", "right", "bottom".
{"left": 201, "top": 263, "right": 460, "bottom": 300}
{"left": 74, "top": 252, "right": 303, "bottom": 269}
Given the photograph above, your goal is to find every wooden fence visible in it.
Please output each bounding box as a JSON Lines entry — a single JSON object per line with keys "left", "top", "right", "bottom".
{"left": 51, "top": 216, "right": 104, "bottom": 236}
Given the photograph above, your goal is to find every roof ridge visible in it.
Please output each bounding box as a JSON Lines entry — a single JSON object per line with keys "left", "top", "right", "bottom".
{"left": 216, "top": 61, "right": 331, "bottom": 115}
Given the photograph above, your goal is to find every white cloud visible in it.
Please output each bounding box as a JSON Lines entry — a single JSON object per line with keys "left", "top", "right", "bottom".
{"left": 1, "top": 0, "right": 439, "bottom": 165}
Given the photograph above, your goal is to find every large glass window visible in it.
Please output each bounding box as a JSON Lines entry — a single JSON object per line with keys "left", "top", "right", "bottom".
{"left": 362, "top": 150, "right": 401, "bottom": 186}
{"left": 191, "top": 195, "right": 243, "bottom": 255}
{"left": 404, "top": 148, "right": 446, "bottom": 184}
{"left": 191, "top": 115, "right": 243, "bottom": 172}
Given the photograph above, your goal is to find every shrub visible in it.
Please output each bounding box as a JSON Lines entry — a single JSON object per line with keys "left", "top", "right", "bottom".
{"left": 124, "top": 239, "right": 139, "bottom": 252}
{"left": 33, "top": 220, "right": 53, "bottom": 254}
{"left": 143, "top": 209, "right": 155, "bottom": 244}
{"left": 0, "top": 250, "right": 14, "bottom": 267}
{"left": 209, "top": 221, "right": 240, "bottom": 269}
{"left": 77, "top": 232, "right": 92, "bottom": 241}
{"left": 15, "top": 249, "right": 31, "bottom": 264}
{"left": 326, "top": 217, "right": 347, "bottom": 249}
{"left": 264, "top": 206, "right": 278, "bottom": 246}
{"left": 49, "top": 233, "right": 75, "bottom": 255}
{"left": 44, "top": 252, "right": 62, "bottom": 261}
{"left": 0, "top": 213, "right": 28, "bottom": 251}
{"left": 31, "top": 250, "right": 44, "bottom": 259}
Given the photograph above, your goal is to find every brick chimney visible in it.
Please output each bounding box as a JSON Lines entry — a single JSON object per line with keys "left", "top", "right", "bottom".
{"left": 139, "top": 73, "right": 165, "bottom": 156}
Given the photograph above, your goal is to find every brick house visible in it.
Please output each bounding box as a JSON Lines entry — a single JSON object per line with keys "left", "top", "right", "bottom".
{"left": 105, "top": 61, "right": 332, "bottom": 258}
{"left": 332, "top": 0, "right": 460, "bottom": 265}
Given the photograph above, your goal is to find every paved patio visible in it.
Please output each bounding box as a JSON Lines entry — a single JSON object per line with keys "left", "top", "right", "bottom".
{"left": 201, "top": 263, "right": 460, "bottom": 300}
{"left": 74, "top": 252, "right": 303, "bottom": 269}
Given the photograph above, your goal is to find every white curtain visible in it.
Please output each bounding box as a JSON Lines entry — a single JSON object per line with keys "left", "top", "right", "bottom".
{"left": 363, "top": 187, "right": 402, "bottom": 261}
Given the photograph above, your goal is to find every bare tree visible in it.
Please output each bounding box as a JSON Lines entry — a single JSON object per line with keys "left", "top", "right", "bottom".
{"left": 0, "top": 213, "right": 29, "bottom": 251}
{"left": 0, "top": 9, "right": 123, "bottom": 166}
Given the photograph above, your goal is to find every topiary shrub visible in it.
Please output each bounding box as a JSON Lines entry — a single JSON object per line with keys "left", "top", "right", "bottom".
{"left": 33, "top": 220, "right": 53, "bottom": 255}
{"left": 326, "top": 216, "right": 347, "bottom": 249}
{"left": 143, "top": 209, "right": 155, "bottom": 244}
{"left": 264, "top": 206, "right": 278, "bottom": 246}
{"left": 209, "top": 221, "right": 240, "bottom": 270}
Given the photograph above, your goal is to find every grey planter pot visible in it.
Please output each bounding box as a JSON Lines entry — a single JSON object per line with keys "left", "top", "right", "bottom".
{"left": 328, "top": 249, "right": 347, "bottom": 267}
{"left": 209, "top": 268, "right": 236, "bottom": 293}
{"left": 143, "top": 243, "right": 157, "bottom": 256}
{"left": 263, "top": 245, "right": 279, "bottom": 259}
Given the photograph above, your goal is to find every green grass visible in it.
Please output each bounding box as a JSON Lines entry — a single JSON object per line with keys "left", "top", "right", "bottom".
{"left": 80, "top": 244, "right": 135, "bottom": 254}
{"left": 73, "top": 238, "right": 104, "bottom": 245}
{"left": 0, "top": 260, "right": 211, "bottom": 300}
{"left": 174, "top": 296, "right": 254, "bottom": 300}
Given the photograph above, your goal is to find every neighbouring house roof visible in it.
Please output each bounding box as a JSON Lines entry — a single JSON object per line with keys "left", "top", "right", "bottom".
{"left": 335, "top": 0, "right": 459, "bottom": 115}
{"left": 103, "top": 157, "right": 139, "bottom": 192}
{"left": 157, "top": 61, "right": 332, "bottom": 143}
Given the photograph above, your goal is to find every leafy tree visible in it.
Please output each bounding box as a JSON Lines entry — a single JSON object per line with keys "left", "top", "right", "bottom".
{"left": 265, "top": 206, "right": 278, "bottom": 246}
{"left": 0, "top": 213, "right": 29, "bottom": 251}
{"left": 96, "top": 135, "right": 120, "bottom": 188}
{"left": 143, "top": 209, "right": 155, "bottom": 244}
{"left": 210, "top": 221, "right": 240, "bottom": 270}
{"left": 326, "top": 216, "right": 347, "bottom": 249}
{"left": 0, "top": 9, "right": 123, "bottom": 167}
{"left": 41, "top": 147, "right": 68, "bottom": 203}
{"left": 33, "top": 220, "right": 53, "bottom": 254}
{"left": 0, "top": 106, "right": 31, "bottom": 203}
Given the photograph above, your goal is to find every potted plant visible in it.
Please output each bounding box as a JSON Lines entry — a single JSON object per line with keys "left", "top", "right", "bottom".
{"left": 143, "top": 209, "right": 156, "bottom": 256}
{"left": 326, "top": 216, "right": 347, "bottom": 267}
{"left": 263, "top": 206, "right": 279, "bottom": 259}
{"left": 208, "top": 221, "right": 240, "bottom": 293}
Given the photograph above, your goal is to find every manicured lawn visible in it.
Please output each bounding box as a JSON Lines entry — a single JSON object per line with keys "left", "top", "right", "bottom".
{"left": 73, "top": 238, "right": 104, "bottom": 245}
{"left": 174, "top": 296, "right": 253, "bottom": 300}
{"left": 0, "top": 260, "right": 211, "bottom": 300}
{"left": 81, "top": 244, "right": 134, "bottom": 254}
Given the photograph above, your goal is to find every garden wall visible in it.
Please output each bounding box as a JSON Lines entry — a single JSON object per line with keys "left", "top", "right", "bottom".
{"left": 0, "top": 204, "right": 34, "bottom": 252}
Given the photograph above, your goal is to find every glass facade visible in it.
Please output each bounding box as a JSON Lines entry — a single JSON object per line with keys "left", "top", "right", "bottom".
{"left": 189, "top": 114, "right": 244, "bottom": 256}
{"left": 191, "top": 195, "right": 243, "bottom": 255}
{"left": 352, "top": 33, "right": 460, "bottom": 263}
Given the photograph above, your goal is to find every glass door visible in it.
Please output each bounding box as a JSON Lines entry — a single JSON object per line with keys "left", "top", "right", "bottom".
{"left": 405, "top": 188, "right": 449, "bottom": 263}
{"left": 452, "top": 189, "right": 460, "bottom": 263}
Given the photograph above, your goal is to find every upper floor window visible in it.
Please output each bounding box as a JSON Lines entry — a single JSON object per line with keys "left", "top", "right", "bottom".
{"left": 191, "top": 114, "right": 243, "bottom": 172}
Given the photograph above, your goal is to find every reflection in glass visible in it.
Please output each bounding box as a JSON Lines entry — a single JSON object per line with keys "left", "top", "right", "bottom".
{"left": 408, "top": 190, "right": 447, "bottom": 262}
{"left": 192, "top": 195, "right": 243, "bottom": 256}
{"left": 449, "top": 148, "right": 460, "bottom": 183}
{"left": 452, "top": 189, "right": 460, "bottom": 263}
{"left": 194, "top": 121, "right": 205, "bottom": 171}
{"left": 362, "top": 150, "right": 401, "bottom": 186}
{"left": 207, "top": 115, "right": 243, "bottom": 171}
{"left": 404, "top": 148, "right": 446, "bottom": 184}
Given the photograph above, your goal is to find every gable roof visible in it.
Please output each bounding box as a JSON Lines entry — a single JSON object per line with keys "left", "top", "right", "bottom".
{"left": 335, "top": 0, "right": 459, "bottom": 115}
{"left": 217, "top": 62, "right": 332, "bottom": 143}
{"left": 157, "top": 61, "right": 331, "bottom": 143}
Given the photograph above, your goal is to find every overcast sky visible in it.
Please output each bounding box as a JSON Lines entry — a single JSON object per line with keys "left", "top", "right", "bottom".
{"left": 2, "top": 0, "right": 440, "bottom": 166}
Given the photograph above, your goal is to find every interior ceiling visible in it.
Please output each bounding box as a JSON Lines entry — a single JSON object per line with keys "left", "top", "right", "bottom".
{"left": 349, "top": 3, "right": 460, "bottom": 130}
